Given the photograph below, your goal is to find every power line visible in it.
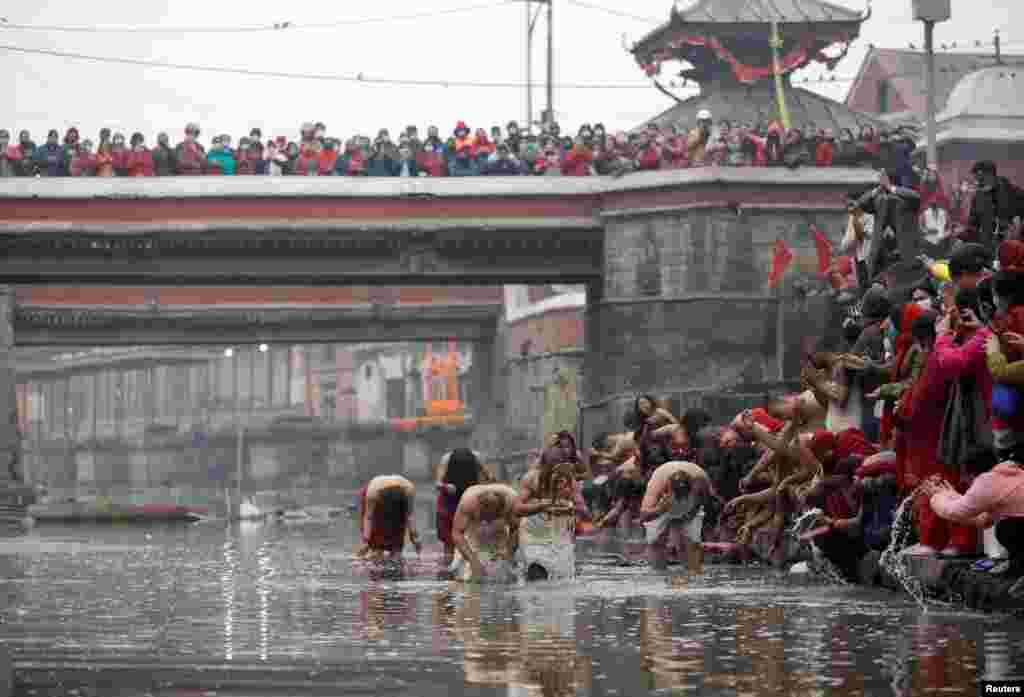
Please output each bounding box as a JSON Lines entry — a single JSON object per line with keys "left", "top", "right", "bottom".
{"left": 564, "top": 0, "right": 663, "bottom": 24}
{"left": 0, "top": 1, "right": 513, "bottom": 34}
{"left": 0, "top": 43, "right": 661, "bottom": 89}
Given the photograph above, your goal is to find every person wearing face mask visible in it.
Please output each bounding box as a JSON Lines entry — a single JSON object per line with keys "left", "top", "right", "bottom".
{"left": 109, "top": 133, "right": 129, "bottom": 177}
{"left": 69, "top": 139, "right": 96, "bottom": 177}
{"left": 209, "top": 134, "right": 236, "bottom": 176}
{"left": 367, "top": 135, "right": 398, "bottom": 177}
{"left": 16, "top": 130, "right": 36, "bottom": 176}
{"left": 984, "top": 243, "right": 1024, "bottom": 458}
{"left": 481, "top": 143, "right": 522, "bottom": 176}
{"left": 416, "top": 140, "right": 446, "bottom": 177}
{"left": 393, "top": 145, "right": 421, "bottom": 178}
{"left": 505, "top": 121, "right": 522, "bottom": 156}
{"left": 125, "top": 133, "right": 154, "bottom": 176}
{"left": 175, "top": 123, "right": 206, "bottom": 175}
{"left": 62, "top": 128, "right": 81, "bottom": 163}
{"left": 152, "top": 133, "right": 176, "bottom": 176}
{"left": 911, "top": 283, "right": 938, "bottom": 312}
{"left": 0, "top": 130, "right": 22, "bottom": 178}
{"left": 33, "top": 129, "right": 67, "bottom": 177}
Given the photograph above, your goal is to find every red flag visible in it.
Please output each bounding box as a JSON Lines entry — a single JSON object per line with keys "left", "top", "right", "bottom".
{"left": 811, "top": 225, "right": 833, "bottom": 275}
{"left": 768, "top": 238, "right": 794, "bottom": 286}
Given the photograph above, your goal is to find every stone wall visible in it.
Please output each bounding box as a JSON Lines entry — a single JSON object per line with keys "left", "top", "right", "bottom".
{"left": 582, "top": 204, "right": 847, "bottom": 441}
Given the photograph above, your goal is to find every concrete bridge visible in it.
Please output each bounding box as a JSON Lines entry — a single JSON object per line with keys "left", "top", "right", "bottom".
{"left": 0, "top": 167, "right": 879, "bottom": 484}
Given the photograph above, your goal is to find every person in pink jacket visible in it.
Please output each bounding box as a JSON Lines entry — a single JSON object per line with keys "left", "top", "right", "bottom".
{"left": 923, "top": 459, "right": 1024, "bottom": 576}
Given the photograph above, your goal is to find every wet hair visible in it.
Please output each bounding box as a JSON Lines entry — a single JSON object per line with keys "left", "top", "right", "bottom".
{"left": 670, "top": 474, "right": 692, "bottom": 501}
{"left": 842, "top": 318, "right": 863, "bottom": 347}
{"left": 993, "top": 271, "right": 1024, "bottom": 306}
{"left": 372, "top": 486, "right": 409, "bottom": 535}
{"left": 623, "top": 410, "right": 641, "bottom": 432}
{"left": 592, "top": 432, "right": 611, "bottom": 451}
{"left": 682, "top": 408, "right": 712, "bottom": 444}
{"left": 964, "top": 446, "right": 998, "bottom": 477}
{"left": 910, "top": 311, "right": 938, "bottom": 344}
{"left": 444, "top": 448, "right": 482, "bottom": 500}
{"left": 955, "top": 286, "right": 982, "bottom": 317}
{"left": 615, "top": 476, "right": 644, "bottom": 500}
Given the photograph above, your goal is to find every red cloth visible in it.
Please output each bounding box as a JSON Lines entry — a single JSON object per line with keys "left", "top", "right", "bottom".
{"left": 999, "top": 240, "right": 1024, "bottom": 273}
{"left": 918, "top": 170, "right": 952, "bottom": 213}
{"left": 359, "top": 485, "right": 406, "bottom": 553}
{"left": 125, "top": 149, "right": 154, "bottom": 177}
{"left": 68, "top": 153, "right": 95, "bottom": 177}
{"left": 811, "top": 225, "right": 833, "bottom": 275}
{"left": 110, "top": 146, "right": 129, "bottom": 173}
{"left": 914, "top": 488, "right": 979, "bottom": 551}
{"left": 637, "top": 145, "right": 660, "bottom": 171}
{"left": 834, "top": 428, "right": 878, "bottom": 461}
{"left": 318, "top": 150, "right": 338, "bottom": 176}
{"left": 750, "top": 407, "right": 784, "bottom": 432}
{"left": 561, "top": 147, "right": 593, "bottom": 176}
{"left": 856, "top": 452, "right": 898, "bottom": 478}
{"left": 815, "top": 140, "right": 834, "bottom": 167}
{"left": 417, "top": 151, "right": 446, "bottom": 177}
{"left": 768, "top": 238, "right": 794, "bottom": 286}
{"left": 663, "top": 136, "right": 690, "bottom": 168}
{"left": 896, "top": 350, "right": 953, "bottom": 492}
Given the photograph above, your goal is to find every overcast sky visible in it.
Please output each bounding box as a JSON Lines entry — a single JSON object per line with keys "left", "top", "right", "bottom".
{"left": 2, "top": 0, "right": 1021, "bottom": 142}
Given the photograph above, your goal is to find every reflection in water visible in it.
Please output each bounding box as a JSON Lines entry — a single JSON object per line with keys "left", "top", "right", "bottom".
{"left": 0, "top": 520, "right": 1021, "bottom": 696}
{"left": 444, "top": 586, "right": 586, "bottom": 696}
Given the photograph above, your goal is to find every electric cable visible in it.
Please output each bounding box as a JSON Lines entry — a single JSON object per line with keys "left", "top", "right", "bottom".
{"left": 0, "top": 1, "right": 513, "bottom": 34}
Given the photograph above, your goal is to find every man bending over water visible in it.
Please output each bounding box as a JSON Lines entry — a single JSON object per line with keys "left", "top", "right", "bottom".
{"left": 356, "top": 475, "right": 421, "bottom": 561}
{"left": 451, "top": 483, "right": 564, "bottom": 582}
{"left": 641, "top": 461, "right": 712, "bottom": 572}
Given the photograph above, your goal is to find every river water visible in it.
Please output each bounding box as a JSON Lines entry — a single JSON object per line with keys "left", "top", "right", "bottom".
{"left": 0, "top": 499, "right": 1022, "bottom": 696}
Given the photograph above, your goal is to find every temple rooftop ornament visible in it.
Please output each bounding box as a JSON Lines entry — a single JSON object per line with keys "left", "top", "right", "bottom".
{"left": 631, "top": 0, "right": 880, "bottom": 133}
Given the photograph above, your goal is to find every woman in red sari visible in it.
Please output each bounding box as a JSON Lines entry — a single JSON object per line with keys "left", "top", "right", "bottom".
{"left": 895, "top": 312, "right": 958, "bottom": 554}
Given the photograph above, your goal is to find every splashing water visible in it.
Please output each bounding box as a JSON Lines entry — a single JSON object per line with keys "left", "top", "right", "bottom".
{"left": 787, "top": 508, "right": 850, "bottom": 586}
{"left": 878, "top": 489, "right": 929, "bottom": 608}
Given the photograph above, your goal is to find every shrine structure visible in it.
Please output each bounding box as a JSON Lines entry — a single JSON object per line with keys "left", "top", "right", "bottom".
{"left": 631, "top": 0, "right": 880, "bottom": 132}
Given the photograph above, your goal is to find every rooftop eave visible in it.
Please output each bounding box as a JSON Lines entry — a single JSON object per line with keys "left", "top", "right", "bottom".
{"left": 631, "top": 4, "right": 866, "bottom": 58}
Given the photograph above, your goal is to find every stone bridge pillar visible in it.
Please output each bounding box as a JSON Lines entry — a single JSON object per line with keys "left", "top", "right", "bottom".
{"left": 0, "top": 287, "right": 19, "bottom": 483}
{"left": 581, "top": 187, "right": 860, "bottom": 444}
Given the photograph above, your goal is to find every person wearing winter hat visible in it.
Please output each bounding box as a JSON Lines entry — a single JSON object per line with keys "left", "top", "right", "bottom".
{"left": 175, "top": 123, "right": 205, "bottom": 175}
{"left": 948, "top": 242, "right": 991, "bottom": 291}
{"left": 33, "top": 129, "right": 67, "bottom": 177}
{"left": 687, "top": 109, "right": 713, "bottom": 165}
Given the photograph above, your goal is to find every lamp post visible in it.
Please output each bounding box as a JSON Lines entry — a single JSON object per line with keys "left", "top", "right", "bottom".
{"left": 517, "top": 0, "right": 552, "bottom": 132}
{"left": 912, "top": 0, "right": 951, "bottom": 166}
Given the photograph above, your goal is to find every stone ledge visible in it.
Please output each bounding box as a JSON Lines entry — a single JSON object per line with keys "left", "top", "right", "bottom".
{"left": 901, "top": 554, "right": 1024, "bottom": 613}
{"left": 0, "top": 167, "right": 880, "bottom": 200}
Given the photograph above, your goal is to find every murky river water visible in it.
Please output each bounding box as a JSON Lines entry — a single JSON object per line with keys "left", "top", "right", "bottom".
{"left": 0, "top": 497, "right": 1022, "bottom": 696}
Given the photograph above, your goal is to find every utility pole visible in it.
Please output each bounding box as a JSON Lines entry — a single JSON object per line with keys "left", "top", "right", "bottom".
{"left": 546, "top": 0, "right": 554, "bottom": 129}
{"left": 924, "top": 19, "right": 937, "bottom": 166}
{"left": 526, "top": 0, "right": 532, "bottom": 132}
{"left": 912, "top": 0, "right": 950, "bottom": 167}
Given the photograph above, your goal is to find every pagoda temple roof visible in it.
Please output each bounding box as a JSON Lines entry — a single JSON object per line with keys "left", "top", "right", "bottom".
{"left": 633, "top": 0, "right": 865, "bottom": 56}
{"left": 638, "top": 82, "right": 884, "bottom": 134}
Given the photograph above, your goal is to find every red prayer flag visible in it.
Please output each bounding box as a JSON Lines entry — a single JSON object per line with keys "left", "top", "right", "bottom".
{"left": 768, "top": 238, "right": 794, "bottom": 286}
{"left": 811, "top": 225, "right": 833, "bottom": 275}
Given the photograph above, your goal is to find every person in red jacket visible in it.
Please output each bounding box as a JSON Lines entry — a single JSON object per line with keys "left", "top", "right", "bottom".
{"left": 175, "top": 123, "right": 206, "bottom": 175}
{"left": 318, "top": 140, "right": 339, "bottom": 176}
{"left": 110, "top": 133, "right": 130, "bottom": 176}
{"left": 124, "top": 133, "right": 154, "bottom": 176}
{"left": 636, "top": 133, "right": 661, "bottom": 171}
{"left": 662, "top": 125, "right": 689, "bottom": 169}
{"left": 815, "top": 129, "right": 835, "bottom": 167}
{"left": 417, "top": 142, "right": 446, "bottom": 177}
{"left": 69, "top": 139, "right": 96, "bottom": 177}
{"left": 560, "top": 136, "right": 594, "bottom": 176}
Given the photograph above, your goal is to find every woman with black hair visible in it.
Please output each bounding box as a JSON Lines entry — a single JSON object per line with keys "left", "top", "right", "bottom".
{"left": 632, "top": 394, "right": 680, "bottom": 479}
{"left": 436, "top": 448, "right": 488, "bottom": 565}
{"left": 356, "top": 475, "right": 421, "bottom": 561}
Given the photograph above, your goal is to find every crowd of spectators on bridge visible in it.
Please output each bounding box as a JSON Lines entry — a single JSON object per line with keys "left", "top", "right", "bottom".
{"left": 0, "top": 111, "right": 918, "bottom": 178}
